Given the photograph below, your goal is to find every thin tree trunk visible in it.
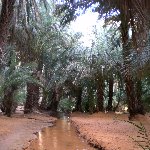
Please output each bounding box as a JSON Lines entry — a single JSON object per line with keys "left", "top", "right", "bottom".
{"left": 96, "top": 74, "right": 104, "bottom": 111}
{"left": 97, "top": 83, "right": 104, "bottom": 111}
{"left": 88, "top": 87, "right": 94, "bottom": 114}
{"left": 75, "top": 87, "right": 82, "bottom": 112}
{"left": 113, "top": 74, "right": 123, "bottom": 112}
{"left": 48, "top": 88, "right": 58, "bottom": 112}
{"left": 40, "top": 90, "right": 48, "bottom": 110}
{"left": 107, "top": 75, "right": 114, "bottom": 111}
{"left": 136, "top": 79, "right": 145, "bottom": 115}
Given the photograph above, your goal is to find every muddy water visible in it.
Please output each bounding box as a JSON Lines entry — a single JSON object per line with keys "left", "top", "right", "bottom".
{"left": 27, "top": 116, "right": 95, "bottom": 150}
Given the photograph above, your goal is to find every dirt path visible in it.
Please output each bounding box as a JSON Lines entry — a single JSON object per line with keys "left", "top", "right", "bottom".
{"left": 0, "top": 112, "right": 149, "bottom": 150}
{"left": 71, "top": 112, "right": 150, "bottom": 150}
{"left": 0, "top": 112, "right": 56, "bottom": 150}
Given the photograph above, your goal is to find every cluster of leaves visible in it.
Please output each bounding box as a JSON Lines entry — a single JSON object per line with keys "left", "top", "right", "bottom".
{"left": 58, "top": 97, "right": 76, "bottom": 113}
{"left": 0, "top": 47, "right": 41, "bottom": 103}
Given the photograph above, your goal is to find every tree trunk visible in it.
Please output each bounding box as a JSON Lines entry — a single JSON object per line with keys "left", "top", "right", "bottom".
{"left": 0, "top": 0, "right": 16, "bottom": 66}
{"left": 24, "top": 62, "right": 42, "bottom": 113}
{"left": 47, "top": 86, "right": 62, "bottom": 112}
{"left": 107, "top": 75, "right": 114, "bottom": 111}
{"left": 96, "top": 75, "right": 104, "bottom": 111}
{"left": 75, "top": 87, "right": 82, "bottom": 112}
{"left": 119, "top": 2, "right": 144, "bottom": 119}
{"left": 135, "top": 79, "right": 145, "bottom": 115}
{"left": 113, "top": 75, "right": 123, "bottom": 112}
{"left": 40, "top": 90, "right": 48, "bottom": 110}
{"left": 125, "top": 76, "right": 136, "bottom": 118}
{"left": 87, "top": 87, "right": 95, "bottom": 114}
{"left": 24, "top": 82, "right": 40, "bottom": 113}
{"left": 47, "top": 89, "right": 58, "bottom": 112}
{"left": 3, "top": 85, "right": 17, "bottom": 117}
{"left": 124, "top": 77, "right": 145, "bottom": 119}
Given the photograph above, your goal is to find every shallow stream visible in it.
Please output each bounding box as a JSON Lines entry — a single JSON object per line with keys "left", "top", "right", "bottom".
{"left": 27, "top": 115, "right": 95, "bottom": 150}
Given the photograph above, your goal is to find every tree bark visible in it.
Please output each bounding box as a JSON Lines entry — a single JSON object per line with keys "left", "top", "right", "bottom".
{"left": 97, "top": 83, "right": 104, "bottom": 111}
{"left": 122, "top": 30, "right": 138, "bottom": 118}
{"left": 24, "top": 82, "right": 40, "bottom": 113}
{"left": 135, "top": 79, "right": 145, "bottom": 115}
{"left": 0, "top": 0, "right": 16, "bottom": 66}
{"left": 107, "top": 75, "right": 114, "bottom": 111}
{"left": 24, "top": 60, "right": 43, "bottom": 113}
{"left": 3, "top": 85, "right": 17, "bottom": 117}
{"left": 96, "top": 73, "right": 104, "bottom": 111}
{"left": 47, "top": 88, "right": 58, "bottom": 112}
{"left": 40, "top": 90, "right": 48, "bottom": 110}
{"left": 120, "top": 1, "right": 145, "bottom": 119}
{"left": 125, "top": 76, "right": 136, "bottom": 118}
{"left": 87, "top": 87, "right": 94, "bottom": 114}
{"left": 47, "top": 86, "right": 62, "bottom": 112}
{"left": 75, "top": 87, "right": 82, "bottom": 112}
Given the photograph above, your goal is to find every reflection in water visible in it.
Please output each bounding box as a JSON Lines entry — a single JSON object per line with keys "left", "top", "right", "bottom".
{"left": 27, "top": 117, "right": 95, "bottom": 150}
{"left": 38, "top": 132, "right": 43, "bottom": 149}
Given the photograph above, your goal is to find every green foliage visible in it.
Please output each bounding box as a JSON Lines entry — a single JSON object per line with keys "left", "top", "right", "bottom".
{"left": 13, "top": 88, "right": 26, "bottom": 104}
{"left": 81, "top": 86, "right": 97, "bottom": 113}
{"left": 0, "top": 48, "right": 42, "bottom": 103}
{"left": 142, "top": 77, "right": 150, "bottom": 112}
{"left": 58, "top": 97, "right": 76, "bottom": 113}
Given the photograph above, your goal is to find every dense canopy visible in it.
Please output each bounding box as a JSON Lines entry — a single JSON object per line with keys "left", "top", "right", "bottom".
{"left": 0, "top": 0, "right": 149, "bottom": 119}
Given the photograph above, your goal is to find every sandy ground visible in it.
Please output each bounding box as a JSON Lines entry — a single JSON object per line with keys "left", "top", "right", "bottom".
{"left": 71, "top": 112, "right": 150, "bottom": 150}
{"left": 0, "top": 111, "right": 150, "bottom": 150}
{"left": 0, "top": 111, "right": 56, "bottom": 150}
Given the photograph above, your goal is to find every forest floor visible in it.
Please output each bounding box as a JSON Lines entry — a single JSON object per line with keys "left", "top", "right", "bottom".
{"left": 0, "top": 109, "right": 150, "bottom": 150}
{"left": 71, "top": 112, "right": 150, "bottom": 150}
{"left": 0, "top": 109, "right": 57, "bottom": 150}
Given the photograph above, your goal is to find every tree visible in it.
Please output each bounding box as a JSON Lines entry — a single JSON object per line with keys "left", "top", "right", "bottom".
{"left": 0, "top": 48, "right": 40, "bottom": 116}
{"left": 0, "top": 0, "right": 16, "bottom": 67}
{"left": 57, "top": 0, "right": 150, "bottom": 118}
{"left": 10, "top": 0, "right": 57, "bottom": 113}
{"left": 107, "top": 70, "right": 114, "bottom": 111}
{"left": 0, "top": 0, "right": 49, "bottom": 115}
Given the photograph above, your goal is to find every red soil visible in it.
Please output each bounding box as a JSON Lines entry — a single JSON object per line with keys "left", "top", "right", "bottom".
{"left": 0, "top": 112, "right": 56, "bottom": 150}
{"left": 0, "top": 111, "right": 149, "bottom": 150}
{"left": 71, "top": 112, "right": 150, "bottom": 150}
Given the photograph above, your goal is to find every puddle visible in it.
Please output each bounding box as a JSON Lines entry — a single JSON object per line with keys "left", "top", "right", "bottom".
{"left": 26, "top": 115, "right": 95, "bottom": 150}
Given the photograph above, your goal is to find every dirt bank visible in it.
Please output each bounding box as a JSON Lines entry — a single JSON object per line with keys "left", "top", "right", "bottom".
{"left": 0, "top": 112, "right": 56, "bottom": 150}
{"left": 0, "top": 111, "right": 149, "bottom": 150}
{"left": 71, "top": 112, "right": 150, "bottom": 150}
